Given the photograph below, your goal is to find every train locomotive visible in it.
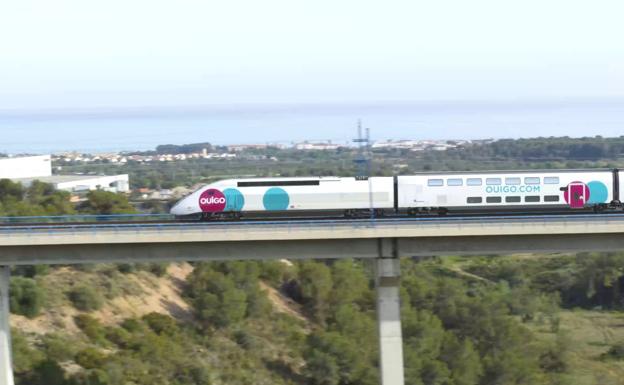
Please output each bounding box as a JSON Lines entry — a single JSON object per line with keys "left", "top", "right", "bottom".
{"left": 170, "top": 169, "right": 623, "bottom": 220}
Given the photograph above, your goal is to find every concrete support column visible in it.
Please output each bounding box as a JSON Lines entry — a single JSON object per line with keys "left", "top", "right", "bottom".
{"left": 0, "top": 267, "right": 14, "bottom": 385}
{"left": 376, "top": 239, "right": 404, "bottom": 385}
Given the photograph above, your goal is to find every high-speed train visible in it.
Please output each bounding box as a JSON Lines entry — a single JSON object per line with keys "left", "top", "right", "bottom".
{"left": 170, "top": 169, "right": 623, "bottom": 220}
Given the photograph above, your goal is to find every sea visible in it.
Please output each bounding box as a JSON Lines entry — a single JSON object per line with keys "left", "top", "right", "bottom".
{"left": 0, "top": 99, "right": 623, "bottom": 154}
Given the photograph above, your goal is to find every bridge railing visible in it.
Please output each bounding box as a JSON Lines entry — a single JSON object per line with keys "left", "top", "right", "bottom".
{"left": 0, "top": 213, "right": 174, "bottom": 224}
{"left": 0, "top": 213, "right": 621, "bottom": 235}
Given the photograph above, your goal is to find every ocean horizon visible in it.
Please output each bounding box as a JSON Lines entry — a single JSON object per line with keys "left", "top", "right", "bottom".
{"left": 1, "top": 99, "right": 623, "bottom": 154}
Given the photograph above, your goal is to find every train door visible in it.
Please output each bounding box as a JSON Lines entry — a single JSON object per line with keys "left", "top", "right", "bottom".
{"left": 396, "top": 176, "right": 425, "bottom": 208}
{"left": 567, "top": 182, "right": 587, "bottom": 208}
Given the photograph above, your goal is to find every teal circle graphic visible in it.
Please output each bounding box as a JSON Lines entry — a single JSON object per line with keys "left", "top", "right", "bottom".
{"left": 263, "top": 187, "right": 289, "bottom": 210}
{"left": 587, "top": 181, "right": 608, "bottom": 204}
{"left": 223, "top": 188, "right": 245, "bottom": 211}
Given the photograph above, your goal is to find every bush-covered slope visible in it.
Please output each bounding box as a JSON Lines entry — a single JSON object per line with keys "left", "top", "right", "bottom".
{"left": 10, "top": 255, "right": 587, "bottom": 385}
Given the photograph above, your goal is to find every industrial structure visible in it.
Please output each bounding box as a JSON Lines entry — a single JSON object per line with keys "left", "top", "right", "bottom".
{"left": 0, "top": 155, "right": 51, "bottom": 179}
{"left": 0, "top": 155, "right": 129, "bottom": 193}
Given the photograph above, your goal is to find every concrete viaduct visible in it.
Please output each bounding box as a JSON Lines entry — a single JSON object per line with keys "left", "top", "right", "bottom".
{"left": 2, "top": 214, "right": 624, "bottom": 385}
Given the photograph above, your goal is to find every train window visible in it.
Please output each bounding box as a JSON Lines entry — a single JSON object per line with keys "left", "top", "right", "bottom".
{"left": 544, "top": 195, "right": 560, "bottom": 202}
{"left": 428, "top": 179, "right": 444, "bottom": 187}
{"left": 447, "top": 178, "right": 463, "bottom": 186}
{"left": 467, "top": 178, "right": 482, "bottom": 186}
{"left": 486, "top": 178, "right": 502, "bottom": 185}
{"left": 505, "top": 196, "right": 521, "bottom": 202}
{"left": 544, "top": 177, "right": 560, "bottom": 184}
{"left": 505, "top": 177, "right": 521, "bottom": 185}
{"left": 467, "top": 197, "right": 482, "bottom": 204}
{"left": 524, "top": 177, "right": 540, "bottom": 185}
{"left": 486, "top": 196, "right": 502, "bottom": 203}
{"left": 525, "top": 196, "right": 540, "bottom": 202}
{"left": 238, "top": 180, "right": 320, "bottom": 187}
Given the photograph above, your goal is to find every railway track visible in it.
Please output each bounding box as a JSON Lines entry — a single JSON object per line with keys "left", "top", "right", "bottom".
{"left": 1, "top": 210, "right": 624, "bottom": 228}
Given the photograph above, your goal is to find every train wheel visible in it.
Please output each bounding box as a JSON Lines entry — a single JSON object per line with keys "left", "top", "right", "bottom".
{"left": 593, "top": 204, "right": 607, "bottom": 213}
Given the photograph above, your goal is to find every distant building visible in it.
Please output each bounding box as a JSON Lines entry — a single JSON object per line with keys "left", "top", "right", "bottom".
{"left": 0, "top": 155, "right": 52, "bottom": 179}
{"left": 2, "top": 155, "right": 129, "bottom": 193}
{"left": 294, "top": 141, "right": 343, "bottom": 150}
{"left": 372, "top": 140, "right": 424, "bottom": 150}
{"left": 227, "top": 144, "right": 269, "bottom": 152}
{"left": 14, "top": 175, "right": 130, "bottom": 193}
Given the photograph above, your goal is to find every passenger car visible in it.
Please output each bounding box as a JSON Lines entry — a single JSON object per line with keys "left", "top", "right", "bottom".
{"left": 170, "top": 169, "right": 621, "bottom": 219}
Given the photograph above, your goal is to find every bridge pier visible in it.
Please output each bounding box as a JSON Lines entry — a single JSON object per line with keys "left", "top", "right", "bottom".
{"left": 0, "top": 267, "right": 14, "bottom": 385}
{"left": 376, "top": 239, "right": 404, "bottom": 385}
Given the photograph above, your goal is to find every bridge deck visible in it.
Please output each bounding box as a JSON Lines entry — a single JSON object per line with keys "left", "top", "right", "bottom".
{"left": 0, "top": 214, "right": 623, "bottom": 264}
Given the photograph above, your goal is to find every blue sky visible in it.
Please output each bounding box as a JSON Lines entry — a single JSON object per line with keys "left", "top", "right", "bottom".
{"left": 1, "top": 0, "right": 623, "bottom": 153}
{"left": 1, "top": 0, "right": 623, "bottom": 111}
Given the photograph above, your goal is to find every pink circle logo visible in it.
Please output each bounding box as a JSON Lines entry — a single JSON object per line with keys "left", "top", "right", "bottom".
{"left": 199, "top": 189, "right": 226, "bottom": 212}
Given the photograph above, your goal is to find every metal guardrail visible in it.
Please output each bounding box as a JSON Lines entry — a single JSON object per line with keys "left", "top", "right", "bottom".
{"left": 0, "top": 213, "right": 174, "bottom": 223}
{"left": 1, "top": 213, "right": 624, "bottom": 234}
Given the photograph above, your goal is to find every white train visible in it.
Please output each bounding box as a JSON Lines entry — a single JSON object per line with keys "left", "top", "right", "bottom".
{"left": 170, "top": 169, "right": 622, "bottom": 219}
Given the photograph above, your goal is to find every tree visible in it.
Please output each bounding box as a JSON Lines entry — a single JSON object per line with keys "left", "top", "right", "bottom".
{"left": 441, "top": 334, "right": 483, "bottom": 385}
{"left": 304, "top": 331, "right": 378, "bottom": 385}
{"left": 329, "top": 260, "right": 371, "bottom": 311}
{"left": 10, "top": 277, "right": 45, "bottom": 318}
{"left": 29, "top": 360, "right": 66, "bottom": 385}
{"left": 303, "top": 350, "right": 340, "bottom": 385}
{"left": 78, "top": 190, "right": 135, "bottom": 215}
{"left": 297, "top": 261, "right": 333, "bottom": 324}
{"left": 185, "top": 267, "right": 247, "bottom": 328}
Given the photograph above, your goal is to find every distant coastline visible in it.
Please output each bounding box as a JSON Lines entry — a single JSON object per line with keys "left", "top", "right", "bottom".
{"left": 1, "top": 99, "right": 622, "bottom": 154}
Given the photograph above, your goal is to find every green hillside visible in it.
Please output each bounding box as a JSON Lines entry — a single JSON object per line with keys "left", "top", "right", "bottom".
{"left": 6, "top": 136, "right": 624, "bottom": 384}
{"left": 13, "top": 251, "right": 624, "bottom": 385}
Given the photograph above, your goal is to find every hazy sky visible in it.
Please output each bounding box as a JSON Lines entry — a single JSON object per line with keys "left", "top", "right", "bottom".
{"left": 1, "top": 0, "right": 623, "bottom": 111}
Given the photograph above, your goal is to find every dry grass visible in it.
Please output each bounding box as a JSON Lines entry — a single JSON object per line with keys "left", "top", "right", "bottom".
{"left": 530, "top": 309, "right": 624, "bottom": 385}
{"left": 10, "top": 262, "right": 195, "bottom": 334}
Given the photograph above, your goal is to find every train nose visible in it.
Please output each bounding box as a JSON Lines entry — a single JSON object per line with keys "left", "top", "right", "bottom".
{"left": 170, "top": 203, "right": 183, "bottom": 216}
{"left": 170, "top": 200, "right": 193, "bottom": 216}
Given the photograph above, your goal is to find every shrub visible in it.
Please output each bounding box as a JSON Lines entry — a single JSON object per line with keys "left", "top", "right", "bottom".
{"left": 74, "top": 315, "right": 106, "bottom": 344}
{"left": 233, "top": 330, "right": 257, "bottom": 350}
{"left": 68, "top": 285, "right": 104, "bottom": 311}
{"left": 10, "top": 277, "right": 45, "bottom": 318}
{"left": 29, "top": 360, "right": 66, "bottom": 385}
{"left": 604, "top": 342, "right": 624, "bottom": 360}
{"left": 116, "top": 263, "right": 135, "bottom": 274}
{"left": 75, "top": 348, "right": 107, "bottom": 369}
{"left": 142, "top": 312, "right": 178, "bottom": 335}
{"left": 148, "top": 263, "right": 169, "bottom": 277}
{"left": 105, "top": 327, "right": 132, "bottom": 348}
{"left": 120, "top": 318, "right": 144, "bottom": 333}
{"left": 12, "top": 265, "right": 49, "bottom": 278}
{"left": 42, "top": 334, "right": 77, "bottom": 361}
{"left": 11, "top": 330, "right": 45, "bottom": 374}
{"left": 70, "top": 369, "right": 111, "bottom": 385}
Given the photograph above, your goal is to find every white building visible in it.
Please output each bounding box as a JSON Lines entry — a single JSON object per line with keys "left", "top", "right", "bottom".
{"left": 16, "top": 175, "right": 130, "bottom": 193}
{"left": 294, "top": 141, "right": 343, "bottom": 150}
{"left": 0, "top": 155, "right": 52, "bottom": 179}
{"left": 1, "top": 155, "right": 129, "bottom": 193}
